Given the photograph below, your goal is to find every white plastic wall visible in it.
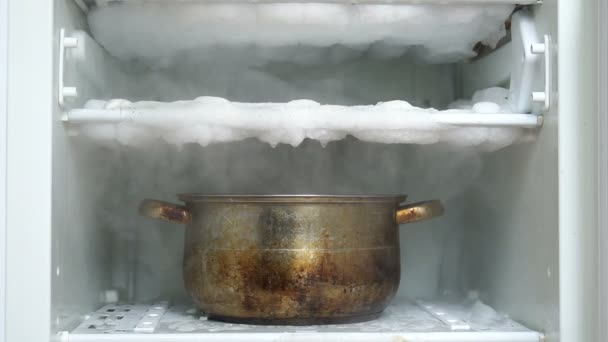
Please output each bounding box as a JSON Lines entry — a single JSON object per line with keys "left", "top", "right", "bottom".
{"left": 0, "top": 0, "right": 8, "bottom": 340}
{"left": 558, "top": 0, "right": 601, "bottom": 341}
{"left": 52, "top": 0, "right": 108, "bottom": 332}
{"left": 51, "top": 0, "right": 142, "bottom": 333}
{"left": 6, "top": 0, "right": 54, "bottom": 341}
{"left": 598, "top": 1, "right": 608, "bottom": 339}
{"left": 459, "top": 2, "right": 560, "bottom": 339}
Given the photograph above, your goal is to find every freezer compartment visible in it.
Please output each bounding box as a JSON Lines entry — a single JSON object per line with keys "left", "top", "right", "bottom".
{"left": 48, "top": 0, "right": 558, "bottom": 340}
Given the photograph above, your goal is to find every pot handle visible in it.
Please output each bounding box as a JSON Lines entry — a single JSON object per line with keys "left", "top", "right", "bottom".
{"left": 396, "top": 200, "right": 444, "bottom": 225}
{"left": 139, "top": 199, "right": 192, "bottom": 224}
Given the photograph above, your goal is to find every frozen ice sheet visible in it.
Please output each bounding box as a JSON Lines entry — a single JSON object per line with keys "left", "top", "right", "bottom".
{"left": 68, "top": 88, "right": 536, "bottom": 151}
{"left": 87, "top": 2, "right": 514, "bottom": 64}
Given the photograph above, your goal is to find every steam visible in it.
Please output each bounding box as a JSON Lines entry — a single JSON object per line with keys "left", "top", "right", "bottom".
{"left": 84, "top": 138, "right": 483, "bottom": 302}
{"left": 78, "top": 3, "right": 518, "bottom": 303}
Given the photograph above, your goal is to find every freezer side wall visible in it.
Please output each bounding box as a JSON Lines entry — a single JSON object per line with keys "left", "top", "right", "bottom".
{"left": 558, "top": 0, "right": 600, "bottom": 341}
{"left": 5, "top": 0, "right": 54, "bottom": 341}
{"left": 461, "top": 2, "right": 560, "bottom": 339}
{"left": 598, "top": 0, "right": 608, "bottom": 339}
{"left": 50, "top": 0, "right": 135, "bottom": 334}
{"left": 0, "top": 0, "right": 7, "bottom": 340}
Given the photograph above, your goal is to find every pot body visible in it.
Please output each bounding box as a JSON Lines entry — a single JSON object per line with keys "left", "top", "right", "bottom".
{"left": 141, "top": 195, "right": 443, "bottom": 325}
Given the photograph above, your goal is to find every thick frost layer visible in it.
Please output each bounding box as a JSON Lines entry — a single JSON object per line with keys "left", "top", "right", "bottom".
{"left": 73, "top": 87, "right": 529, "bottom": 151}
{"left": 88, "top": 2, "right": 513, "bottom": 63}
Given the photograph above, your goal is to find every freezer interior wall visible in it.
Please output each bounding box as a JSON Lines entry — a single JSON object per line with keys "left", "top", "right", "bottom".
{"left": 53, "top": 0, "right": 105, "bottom": 332}
{"left": 51, "top": 0, "right": 559, "bottom": 336}
{"left": 461, "top": 3, "right": 559, "bottom": 336}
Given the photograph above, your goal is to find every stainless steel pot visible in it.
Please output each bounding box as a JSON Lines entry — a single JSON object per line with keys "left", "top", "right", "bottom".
{"left": 140, "top": 195, "right": 443, "bottom": 325}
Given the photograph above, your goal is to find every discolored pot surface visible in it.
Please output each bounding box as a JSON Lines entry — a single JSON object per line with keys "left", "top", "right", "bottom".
{"left": 140, "top": 195, "right": 443, "bottom": 325}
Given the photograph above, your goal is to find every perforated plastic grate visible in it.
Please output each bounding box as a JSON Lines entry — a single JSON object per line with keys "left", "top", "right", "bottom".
{"left": 68, "top": 299, "right": 542, "bottom": 342}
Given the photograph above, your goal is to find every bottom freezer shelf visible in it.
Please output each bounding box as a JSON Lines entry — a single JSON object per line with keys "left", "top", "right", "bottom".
{"left": 62, "top": 299, "right": 542, "bottom": 342}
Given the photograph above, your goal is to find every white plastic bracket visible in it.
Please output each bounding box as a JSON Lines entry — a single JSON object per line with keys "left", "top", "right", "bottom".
{"left": 510, "top": 11, "right": 553, "bottom": 114}
{"left": 530, "top": 35, "right": 552, "bottom": 112}
{"left": 58, "top": 28, "right": 79, "bottom": 108}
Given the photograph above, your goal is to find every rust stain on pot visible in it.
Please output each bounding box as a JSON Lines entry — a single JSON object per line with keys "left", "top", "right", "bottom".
{"left": 162, "top": 206, "right": 191, "bottom": 224}
{"left": 182, "top": 201, "right": 403, "bottom": 324}
{"left": 188, "top": 247, "right": 399, "bottom": 322}
{"left": 139, "top": 199, "right": 192, "bottom": 224}
{"left": 140, "top": 196, "right": 443, "bottom": 325}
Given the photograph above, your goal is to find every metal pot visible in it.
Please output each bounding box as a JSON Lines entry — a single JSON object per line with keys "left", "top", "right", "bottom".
{"left": 140, "top": 195, "right": 443, "bottom": 325}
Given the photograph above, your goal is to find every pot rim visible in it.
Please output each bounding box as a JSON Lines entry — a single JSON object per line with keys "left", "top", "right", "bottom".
{"left": 177, "top": 194, "right": 407, "bottom": 203}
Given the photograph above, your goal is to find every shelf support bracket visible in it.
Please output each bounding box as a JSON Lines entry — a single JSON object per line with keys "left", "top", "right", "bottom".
{"left": 510, "top": 11, "right": 553, "bottom": 114}
{"left": 530, "top": 34, "right": 552, "bottom": 113}
{"left": 58, "top": 28, "right": 79, "bottom": 108}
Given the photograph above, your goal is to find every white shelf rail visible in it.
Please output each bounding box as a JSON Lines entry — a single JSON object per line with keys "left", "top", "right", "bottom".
{"left": 65, "top": 108, "right": 542, "bottom": 129}
{"left": 86, "top": 0, "right": 541, "bottom": 9}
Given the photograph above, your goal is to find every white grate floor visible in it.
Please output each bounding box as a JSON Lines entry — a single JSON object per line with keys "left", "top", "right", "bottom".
{"left": 65, "top": 299, "right": 542, "bottom": 342}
